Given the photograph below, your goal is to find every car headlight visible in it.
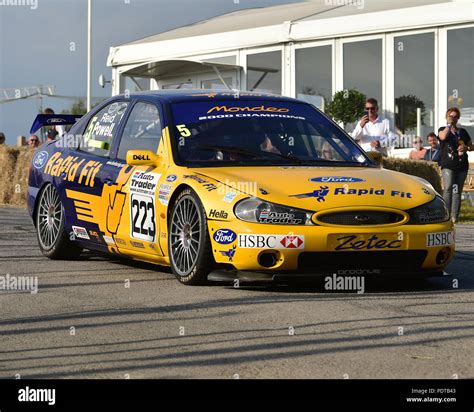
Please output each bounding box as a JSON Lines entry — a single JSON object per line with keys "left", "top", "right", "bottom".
{"left": 407, "top": 196, "right": 449, "bottom": 224}
{"left": 234, "top": 198, "right": 314, "bottom": 225}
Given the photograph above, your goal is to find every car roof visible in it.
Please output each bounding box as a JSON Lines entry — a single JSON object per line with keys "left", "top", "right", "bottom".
{"left": 113, "top": 89, "right": 306, "bottom": 104}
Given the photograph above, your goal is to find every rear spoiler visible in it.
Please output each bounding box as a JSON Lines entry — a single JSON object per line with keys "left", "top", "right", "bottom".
{"left": 30, "top": 114, "right": 82, "bottom": 134}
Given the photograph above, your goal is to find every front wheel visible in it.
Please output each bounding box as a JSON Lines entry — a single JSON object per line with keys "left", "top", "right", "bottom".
{"left": 168, "top": 188, "right": 213, "bottom": 285}
{"left": 36, "top": 183, "right": 82, "bottom": 259}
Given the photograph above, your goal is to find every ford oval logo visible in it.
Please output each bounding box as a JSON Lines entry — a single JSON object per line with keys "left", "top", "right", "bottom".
{"left": 213, "top": 229, "right": 237, "bottom": 245}
{"left": 355, "top": 214, "right": 370, "bottom": 222}
{"left": 310, "top": 176, "right": 365, "bottom": 183}
{"left": 33, "top": 151, "right": 49, "bottom": 169}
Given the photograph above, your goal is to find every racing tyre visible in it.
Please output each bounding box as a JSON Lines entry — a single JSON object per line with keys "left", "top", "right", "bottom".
{"left": 36, "top": 183, "right": 82, "bottom": 259}
{"left": 169, "top": 188, "right": 214, "bottom": 285}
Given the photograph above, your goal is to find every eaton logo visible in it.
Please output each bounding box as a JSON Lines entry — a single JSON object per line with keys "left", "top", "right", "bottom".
{"left": 311, "top": 176, "right": 365, "bottom": 183}
{"left": 33, "top": 151, "right": 49, "bottom": 169}
{"left": 213, "top": 229, "right": 237, "bottom": 245}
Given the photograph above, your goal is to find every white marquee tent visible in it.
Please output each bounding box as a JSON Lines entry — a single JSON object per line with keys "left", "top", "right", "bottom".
{"left": 107, "top": 0, "right": 474, "bottom": 147}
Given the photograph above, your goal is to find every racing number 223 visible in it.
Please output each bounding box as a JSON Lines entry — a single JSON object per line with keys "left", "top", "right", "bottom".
{"left": 131, "top": 195, "right": 156, "bottom": 241}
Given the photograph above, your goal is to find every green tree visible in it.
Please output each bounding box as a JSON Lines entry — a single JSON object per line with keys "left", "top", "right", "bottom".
{"left": 61, "top": 99, "right": 87, "bottom": 115}
{"left": 326, "top": 89, "right": 366, "bottom": 126}
{"left": 395, "top": 94, "right": 426, "bottom": 134}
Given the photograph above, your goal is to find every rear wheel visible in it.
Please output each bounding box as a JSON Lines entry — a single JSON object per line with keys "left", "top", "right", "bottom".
{"left": 36, "top": 184, "right": 82, "bottom": 259}
{"left": 168, "top": 188, "right": 213, "bottom": 285}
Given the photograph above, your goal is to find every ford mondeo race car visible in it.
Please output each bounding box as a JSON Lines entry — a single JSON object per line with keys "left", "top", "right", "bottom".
{"left": 28, "top": 90, "right": 454, "bottom": 285}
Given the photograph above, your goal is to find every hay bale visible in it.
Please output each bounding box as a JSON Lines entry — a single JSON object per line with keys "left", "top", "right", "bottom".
{"left": 383, "top": 157, "right": 442, "bottom": 194}
{"left": 9, "top": 147, "right": 35, "bottom": 207}
{"left": 0, "top": 145, "right": 19, "bottom": 204}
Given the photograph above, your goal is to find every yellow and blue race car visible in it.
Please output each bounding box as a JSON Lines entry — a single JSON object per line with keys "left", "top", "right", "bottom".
{"left": 28, "top": 90, "right": 454, "bottom": 285}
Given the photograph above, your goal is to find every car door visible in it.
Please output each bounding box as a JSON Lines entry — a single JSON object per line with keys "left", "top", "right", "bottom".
{"left": 59, "top": 100, "right": 132, "bottom": 250}
{"left": 112, "top": 100, "right": 165, "bottom": 255}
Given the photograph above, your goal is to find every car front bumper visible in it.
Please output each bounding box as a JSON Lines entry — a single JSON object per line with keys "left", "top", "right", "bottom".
{"left": 208, "top": 220, "right": 455, "bottom": 274}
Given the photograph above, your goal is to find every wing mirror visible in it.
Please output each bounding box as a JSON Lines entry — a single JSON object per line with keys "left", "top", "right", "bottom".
{"left": 126, "top": 150, "right": 161, "bottom": 167}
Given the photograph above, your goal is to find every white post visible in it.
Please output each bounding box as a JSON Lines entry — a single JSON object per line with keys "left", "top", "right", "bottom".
{"left": 87, "top": 0, "right": 92, "bottom": 111}
{"left": 416, "top": 107, "right": 421, "bottom": 137}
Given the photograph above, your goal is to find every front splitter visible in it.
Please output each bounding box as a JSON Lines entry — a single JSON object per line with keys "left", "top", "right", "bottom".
{"left": 208, "top": 269, "right": 447, "bottom": 283}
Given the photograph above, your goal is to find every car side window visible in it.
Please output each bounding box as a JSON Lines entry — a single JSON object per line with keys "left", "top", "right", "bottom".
{"left": 80, "top": 101, "right": 129, "bottom": 157}
{"left": 117, "top": 102, "right": 162, "bottom": 160}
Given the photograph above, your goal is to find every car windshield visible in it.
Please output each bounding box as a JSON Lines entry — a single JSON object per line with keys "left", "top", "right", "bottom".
{"left": 170, "top": 100, "right": 371, "bottom": 167}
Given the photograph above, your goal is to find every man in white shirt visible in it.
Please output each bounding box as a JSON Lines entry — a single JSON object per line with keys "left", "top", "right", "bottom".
{"left": 351, "top": 98, "right": 397, "bottom": 157}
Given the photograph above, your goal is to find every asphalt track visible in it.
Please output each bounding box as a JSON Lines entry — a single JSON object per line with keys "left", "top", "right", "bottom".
{"left": 0, "top": 206, "right": 473, "bottom": 379}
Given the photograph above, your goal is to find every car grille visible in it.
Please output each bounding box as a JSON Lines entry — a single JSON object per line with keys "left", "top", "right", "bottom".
{"left": 298, "top": 251, "right": 427, "bottom": 273}
{"left": 316, "top": 211, "right": 404, "bottom": 226}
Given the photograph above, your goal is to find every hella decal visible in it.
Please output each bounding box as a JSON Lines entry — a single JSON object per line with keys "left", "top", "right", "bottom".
{"left": 213, "top": 229, "right": 237, "bottom": 245}
{"left": 208, "top": 209, "right": 228, "bottom": 219}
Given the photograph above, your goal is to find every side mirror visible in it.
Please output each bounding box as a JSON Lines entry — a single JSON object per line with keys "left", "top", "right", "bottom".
{"left": 126, "top": 150, "right": 161, "bottom": 167}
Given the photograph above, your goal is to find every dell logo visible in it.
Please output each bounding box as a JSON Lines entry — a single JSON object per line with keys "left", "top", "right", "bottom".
{"left": 133, "top": 154, "right": 150, "bottom": 161}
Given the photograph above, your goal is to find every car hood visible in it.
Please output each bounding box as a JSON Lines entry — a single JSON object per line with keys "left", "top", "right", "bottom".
{"left": 194, "top": 166, "right": 436, "bottom": 211}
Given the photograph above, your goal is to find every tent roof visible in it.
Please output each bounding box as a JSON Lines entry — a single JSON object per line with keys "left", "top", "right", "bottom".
{"left": 124, "top": 0, "right": 449, "bottom": 46}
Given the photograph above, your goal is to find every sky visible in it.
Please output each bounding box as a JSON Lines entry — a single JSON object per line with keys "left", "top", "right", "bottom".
{"left": 0, "top": 0, "right": 303, "bottom": 145}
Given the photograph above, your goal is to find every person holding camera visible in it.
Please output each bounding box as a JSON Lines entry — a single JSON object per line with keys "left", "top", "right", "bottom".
{"left": 438, "top": 107, "right": 473, "bottom": 223}
{"left": 351, "top": 98, "right": 397, "bottom": 157}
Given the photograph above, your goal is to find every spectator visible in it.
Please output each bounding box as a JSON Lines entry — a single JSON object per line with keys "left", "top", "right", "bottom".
{"left": 438, "top": 107, "right": 473, "bottom": 223}
{"left": 321, "top": 142, "right": 335, "bottom": 160}
{"left": 409, "top": 136, "right": 427, "bottom": 160}
{"left": 423, "top": 132, "right": 441, "bottom": 164}
{"left": 351, "top": 98, "right": 397, "bottom": 157}
{"left": 43, "top": 107, "right": 65, "bottom": 137}
{"left": 46, "top": 128, "right": 59, "bottom": 142}
{"left": 0, "top": 132, "right": 5, "bottom": 145}
{"left": 28, "top": 135, "right": 40, "bottom": 148}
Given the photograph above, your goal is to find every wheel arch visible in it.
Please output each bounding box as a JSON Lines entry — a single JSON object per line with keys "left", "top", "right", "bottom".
{"left": 32, "top": 181, "right": 53, "bottom": 228}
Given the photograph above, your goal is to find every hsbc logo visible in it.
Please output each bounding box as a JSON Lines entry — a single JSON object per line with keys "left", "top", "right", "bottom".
{"left": 238, "top": 234, "right": 304, "bottom": 249}
{"left": 280, "top": 235, "right": 304, "bottom": 248}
